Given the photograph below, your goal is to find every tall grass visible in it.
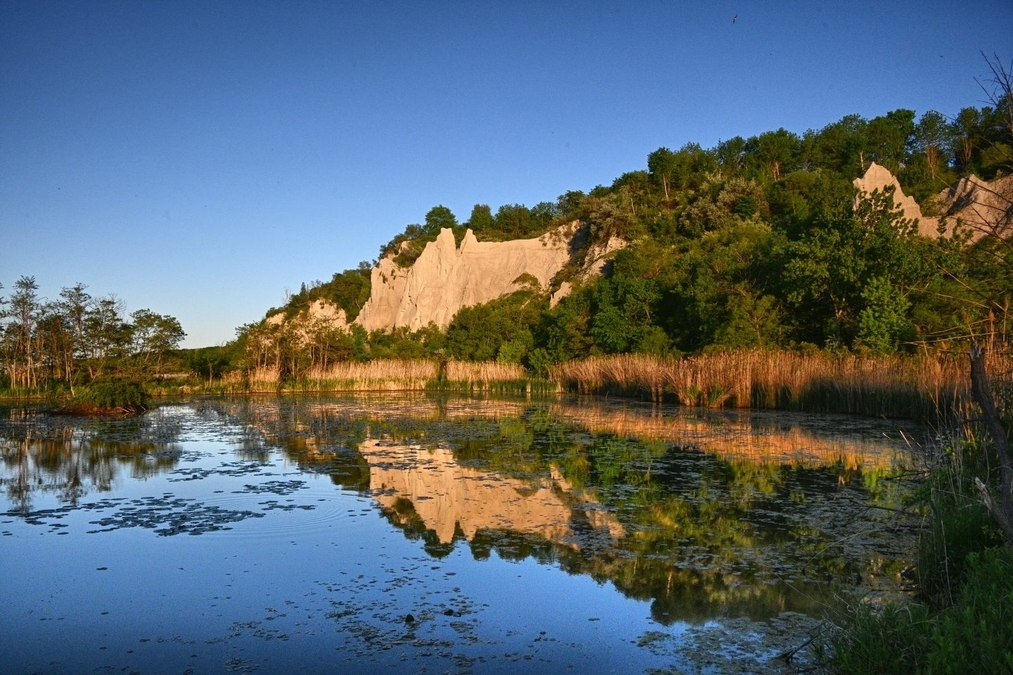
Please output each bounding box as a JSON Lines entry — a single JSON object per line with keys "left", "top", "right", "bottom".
{"left": 444, "top": 360, "right": 526, "bottom": 383}
{"left": 550, "top": 351, "right": 980, "bottom": 422}
{"left": 296, "top": 360, "right": 438, "bottom": 392}
{"left": 437, "top": 361, "right": 551, "bottom": 395}
{"left": 823, "top": 346, "right": 1013, "bottom": 673}
{"left": 194, "top": 360, "right": 544, "bottom": 394}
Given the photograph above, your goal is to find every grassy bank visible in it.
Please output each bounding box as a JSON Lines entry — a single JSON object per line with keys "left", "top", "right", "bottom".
{"left": 819, "top": 346, "right": 1013, "bottom": 673}
{"left": 141, "top": 360, "right": 556, "bottom": 397}
{"left": 821, "top": 434, "right": 1013, "bottom": 673}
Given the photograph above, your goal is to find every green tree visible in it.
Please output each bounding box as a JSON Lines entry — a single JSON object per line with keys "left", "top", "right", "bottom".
{"left": 467, "top": 204, "right": 494, "bottom": 233}
{"left": 186, "top": 346, "right": 233, "bottom": 384}
{"left": 716, "top": 136, "right": 747, "bottom": 175}
{"left": 423, "top": 205, "right": 458, "bottom": 238}
{"left": 493, "top": 204, "right": 534, "bottom": 239}
{"left": 777, "top": 189, "right": 927, "bottom": 347}
{"left": 647, "top": 147, "right": 678, "bottom": 202}
{"left": 446, "top": 290, "right": 542, "bottom": 362}
{"left": 536, "top": 290, "right": 594, "bottom": 362}
{"left": 915, "top": 110, "right": 953, "bottom": 181}
{"left": 856, "top": 276, "right": 912, "bottom": 354}
{"left": 130, "top": 309, "right": 186, "bottom": 374}
{"left": 4, "top": 276, "right": 40, "bottom": 388}
{"left": 866, "top": 109, "right": 916, "bottom": 172}
{"left": 809, "top": 113, "right": 869, "bottom": 177}
{"left": 58, "top": 283, "right": 91, "bottom": 389}
{"left": 749, "top": 128, "right": 801, "bottom": 181}
{"left": 83, "top": 296, "right": 133, "bottom": 378}
{"left": 589, "top": 264, "right": 663, "bottom": 354}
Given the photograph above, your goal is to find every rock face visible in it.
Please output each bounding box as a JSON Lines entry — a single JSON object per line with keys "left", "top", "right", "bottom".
{"left": 853, "top": 162, "right": 939, "bottom": 236}
{"left": 550, "top": 234, "right": 626, "bottom": 308}
{"left": 355, "top": 224, "right": 580, "bottom": 331}
{"left": 934, "top": 173, "right": 1013, "bottom": 239}
{"left": 266, "top": 299, "right": 348, "bottom": 334}
{"left": 853, "top": 162, "right": 1013, "bottom": 240}
{"left": 264, "top": 222, "right": 621, "bottom": 335}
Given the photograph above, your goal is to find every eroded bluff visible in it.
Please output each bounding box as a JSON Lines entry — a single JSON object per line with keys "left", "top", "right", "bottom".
{"left": 853, "top": 162, "right": 1013, "bottom": 238}
{"left": 355, "top": 224, "right": 584, "bottom": 332}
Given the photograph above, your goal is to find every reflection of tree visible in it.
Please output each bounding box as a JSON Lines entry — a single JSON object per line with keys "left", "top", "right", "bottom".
{"left": 0, "top": 407, "right": 183, "bottom": 513}
{"left": 203, "top": 394, "right": 921, "bottom": 623}
{"left": 201, "top": 398, "right": 374, "bottom": 492}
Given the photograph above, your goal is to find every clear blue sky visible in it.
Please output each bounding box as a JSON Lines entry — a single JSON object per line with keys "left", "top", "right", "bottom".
{"left": 2, "top": 1, "right": 1011, "bottom": 348}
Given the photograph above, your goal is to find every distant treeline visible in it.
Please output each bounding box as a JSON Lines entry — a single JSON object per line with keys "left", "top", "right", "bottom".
{"left": 0, "top": 276, "right": 185, "bottom": 392}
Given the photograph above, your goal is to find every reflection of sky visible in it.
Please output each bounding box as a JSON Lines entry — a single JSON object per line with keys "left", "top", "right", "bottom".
{"left": 1, "top": 398, "right": 920, "bottom": 672}
{"left": 1, "top": 440, "right": 722, "bottom": 673}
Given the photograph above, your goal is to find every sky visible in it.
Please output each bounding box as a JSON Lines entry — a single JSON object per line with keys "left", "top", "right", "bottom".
{"left": 2, "top": 1, "right": 1011, "bottom": 348}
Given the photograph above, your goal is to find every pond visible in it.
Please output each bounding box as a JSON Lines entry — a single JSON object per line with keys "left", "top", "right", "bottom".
{"left": 0, "top": 394, "right": 929, "bottom": 674}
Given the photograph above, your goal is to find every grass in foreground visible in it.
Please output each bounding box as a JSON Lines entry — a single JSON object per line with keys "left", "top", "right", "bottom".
{"left": 823, "top": 435, "right": 1013, "bottom": 674}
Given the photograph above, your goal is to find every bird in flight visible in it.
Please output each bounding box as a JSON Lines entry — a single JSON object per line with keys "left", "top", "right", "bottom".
{"left": 732, "top": 14, "right": 738, "bottom": 23}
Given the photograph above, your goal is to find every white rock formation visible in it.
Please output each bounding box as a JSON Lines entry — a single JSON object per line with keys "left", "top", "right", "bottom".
{"left": 266, "top": 299, "right": 348, "bottom": 336}
{"left": 550, "top": 234, "right": 626, "bottom": 308}
{"left": 355, "top": 224, "right": 580, "bottom": 331}
{"left": 853, "top": 162, "right": 1013, "bottom": 240}
{"left": 934, "top": 173, "right": 1013, "bottom": 239}
{"left": 853, "top": 162, "right": 939, "bottom": 236}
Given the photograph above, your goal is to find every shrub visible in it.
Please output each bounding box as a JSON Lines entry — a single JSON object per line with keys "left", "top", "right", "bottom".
{"left": 79, "top": 380, "right": 148, "bottom": 409}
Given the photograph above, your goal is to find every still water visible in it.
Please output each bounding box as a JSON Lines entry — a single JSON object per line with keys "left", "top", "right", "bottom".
{"left": 1, "top": 394, "right": 928, "bottom": 674}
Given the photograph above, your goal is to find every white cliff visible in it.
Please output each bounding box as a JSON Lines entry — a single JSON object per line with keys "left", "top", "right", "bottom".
{"left": 853, "top": 162, "right": 940, "bottom": 237}
{"left": 355, "top": 224, "right": 581, "bottom": 331}
{"left": 934, "top": 173, "right": 1013, "bottom": 239}
{"left": 853, "top": 162, "right": 1013, "bottom": 240}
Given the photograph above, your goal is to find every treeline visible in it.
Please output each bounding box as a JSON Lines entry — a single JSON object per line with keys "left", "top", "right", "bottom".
{"left": 228, "top": 93, "right": 1012, "bottom": 381}
{"left": 0, "top": 276, "right": 186, "bottom": 392}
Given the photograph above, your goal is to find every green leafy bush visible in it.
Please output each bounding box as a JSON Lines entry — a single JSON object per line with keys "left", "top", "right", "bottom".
{"left": 79, "top": 380, "right": 148, "bottom": 409}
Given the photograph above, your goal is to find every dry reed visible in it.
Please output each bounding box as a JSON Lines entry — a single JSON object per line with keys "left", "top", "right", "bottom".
{"left": 444, "top": 360, "right": 527, "bottom": 384}
{"left": 301, "top": 359, "right": 438, "bottom": 391}
{"left": 549, "top": 350, "right": 985, "bottom": 421}
{"left": 218, "top": 359, "right": 535, "bottom": 393}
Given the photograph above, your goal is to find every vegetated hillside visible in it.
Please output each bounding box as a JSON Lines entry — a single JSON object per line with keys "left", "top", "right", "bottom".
{"left": 235, "top": 99, "right": 1013, "bottom": 378}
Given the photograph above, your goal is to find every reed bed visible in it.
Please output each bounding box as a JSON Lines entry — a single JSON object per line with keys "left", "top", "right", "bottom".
{"left": 214, "top": 366, "right": 282, "bottom": 394}
{"left": 297, "top": 360, "right": 439, "bottom": 392}
{"left": 441, "top": 360, "right": 528, "bottom": 392}
{"left": 212, "top": 359, "right": 541, "bottom": 394}
{"left": 549, "top": 351, "right": 988, "bottom": 422}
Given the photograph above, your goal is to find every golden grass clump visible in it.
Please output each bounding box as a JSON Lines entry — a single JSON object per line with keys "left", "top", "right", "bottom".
{"left": 550, "top": 350, "right": 973, "bottom": 421}
{"left": 444, "top": 360, "right": 527, "bottom": 384}
{"left": 302, "top": 359, "right": 438, "bottom": 391}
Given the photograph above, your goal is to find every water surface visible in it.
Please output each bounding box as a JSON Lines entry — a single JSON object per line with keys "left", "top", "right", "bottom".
{"left": 1, "top": 394, "right": 927, "bottom": 673}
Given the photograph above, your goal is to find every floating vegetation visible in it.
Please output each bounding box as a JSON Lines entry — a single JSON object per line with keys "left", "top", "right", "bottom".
{"left": 0, "top": 394, "right": 928, "bottom": 673}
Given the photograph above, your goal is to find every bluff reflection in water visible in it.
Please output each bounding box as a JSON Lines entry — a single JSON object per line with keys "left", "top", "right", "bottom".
{"left": 1, "top": 395, "right": 925, "bottom": 634}
{"left": 209, "top": 395, "right": 924, "bottom": 623}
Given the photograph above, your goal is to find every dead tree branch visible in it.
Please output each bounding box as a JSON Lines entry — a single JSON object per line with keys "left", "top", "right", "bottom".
{"left": 969, "top": 341, "right": 1013, "bottom": 544}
